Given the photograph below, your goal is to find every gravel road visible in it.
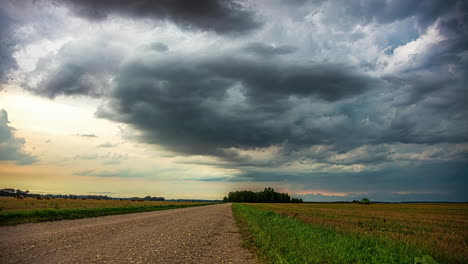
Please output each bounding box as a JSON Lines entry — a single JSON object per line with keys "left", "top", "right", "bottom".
{"left": 0, "top": 203, "right": 256, "bottom": 264}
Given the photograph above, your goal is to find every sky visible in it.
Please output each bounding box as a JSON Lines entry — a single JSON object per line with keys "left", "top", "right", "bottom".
{"left": 0, "top": 0, "right": 467, "bottom": 201}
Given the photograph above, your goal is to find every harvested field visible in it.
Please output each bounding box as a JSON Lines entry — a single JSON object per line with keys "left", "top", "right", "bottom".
{"left": 0, "top": 197, "right": 213, "bottom": 225}
{"left": 245, "top": 203, "right": 468, "bottom": 264}
{"left": 0, "top": 196, "right": 204, "bottom": 211}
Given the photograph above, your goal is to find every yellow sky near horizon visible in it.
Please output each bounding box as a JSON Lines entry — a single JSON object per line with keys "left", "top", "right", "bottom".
{"left": 0, "top": 88, "right": 240, "bottom": 199}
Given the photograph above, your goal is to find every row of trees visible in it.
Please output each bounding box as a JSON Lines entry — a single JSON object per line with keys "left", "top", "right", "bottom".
{"left": 352, "top": 198, "right": 371, "bottom": 204}
{"left": 0, "top": 188, "right": 30, "bottom": 196}
{"left": 223, "top": 187, "right": 303, "bottom": 203}
{"left": 0, "top": 188, "right": 164, "bottom": 201}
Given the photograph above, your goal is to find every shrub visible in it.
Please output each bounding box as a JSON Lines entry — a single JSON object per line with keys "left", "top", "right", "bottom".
{"left": 360, "top": 198, "right": 371, "bottom": 205}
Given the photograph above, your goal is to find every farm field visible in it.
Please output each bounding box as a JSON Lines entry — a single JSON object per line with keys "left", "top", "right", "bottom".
{"left": 0, "top": 197, "right": 212, "bottom": 225}
{"left": 234, "top": 203, "right": 468, "bottom": 264}
{"left": 0, "top": 196, "right": 206, "bottom": 211}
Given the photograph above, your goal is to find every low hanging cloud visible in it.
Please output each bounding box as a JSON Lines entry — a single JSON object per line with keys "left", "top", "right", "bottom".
{"left": 0, "top": 109, "right": 37, "bottom": 165}
{"left": 94, "top": 45, "right": 468, "bottom": 161}
{"left": 96, "top": 53, "right": 376, "bottom": 157}
{"left": 56, "top": 0, "right": 261, "bottom": 35}
{"left": 26, "top": 37, "right": 124, "bottom": 98}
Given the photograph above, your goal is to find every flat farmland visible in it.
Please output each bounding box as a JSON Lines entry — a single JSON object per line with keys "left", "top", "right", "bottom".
{"left": 0, "top": 197, "right": 212, "bottom": 226}
{"left": 0, "top": 196, "right": 205, "bottom": 211}
{"left": 245, "top": 203, "right": 468, "bottom": 264}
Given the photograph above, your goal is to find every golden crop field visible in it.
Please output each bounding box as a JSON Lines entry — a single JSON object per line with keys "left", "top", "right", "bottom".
{"left": 0, "top": 196, "right": 206, "bottom": 212}
{"left": 249, "top": 202, "right": 468, "bottom": 264}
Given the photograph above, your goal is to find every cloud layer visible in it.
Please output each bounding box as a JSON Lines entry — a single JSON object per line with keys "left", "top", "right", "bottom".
{"left": 1, "top": 0, "right": 467, "bottom": 200}
{"left": 57, "top": 0, "right": 261, "bottom": 35}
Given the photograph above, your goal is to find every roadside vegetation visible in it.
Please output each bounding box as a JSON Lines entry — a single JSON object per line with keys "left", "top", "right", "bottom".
{"left": 233, "top": 203, "right": 426, "bottom": 264}
{"left": 0, "top": 196, "right": 204, "bottom": 211}
{"left": 0, "top": 197, "right": 212, "bottom": 225}
{"left": 233, "top": 203, "right": 468, "bottom": 264}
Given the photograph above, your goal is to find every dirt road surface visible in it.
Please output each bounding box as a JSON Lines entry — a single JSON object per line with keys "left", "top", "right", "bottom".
{"left": 0, "top": 203, "right": 256, "bottom": 264}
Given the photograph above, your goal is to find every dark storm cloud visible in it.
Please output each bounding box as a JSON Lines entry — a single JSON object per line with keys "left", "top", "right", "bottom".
{"left": 0, "top": 109, "right": 37, "bottom": 165}
{"left": 57, "top": 0, "right": 261, "bottom": 35}
{"left": 379, "top": 4, "right": 468, "bottom": 145}
{"left": 242, "top": 42, "right": 298, "bottom": 57}
{"left": 381, "top": 71, "right": 467, "bottom": 146}
{"left": 0, "top": 8, "right": 18, "bottom": 83}
{"left": 35, "top": 63, "right": 99, "bottom": 98}
{"left": 96, "top": 53, "right": 376, "bottom": 156}
{"left": 149, "top": 42, "right": 169, "bottom": 52}
{"left": 28, "top": 38, "right": 124, "bottom": 98}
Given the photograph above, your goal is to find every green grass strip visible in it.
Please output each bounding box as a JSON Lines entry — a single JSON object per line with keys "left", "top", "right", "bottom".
{"left": 0, "top": 203, "right": 213, "bottom": 226}
{"left": 233, "top": 203, "right": 427, "bottom": 264}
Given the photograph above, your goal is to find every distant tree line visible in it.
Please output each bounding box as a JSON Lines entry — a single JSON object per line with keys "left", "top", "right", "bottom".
{"left": 0, "top": 188, "right": 30, "bottom": 197}
{"left": 352, "top": 198, "right": 371, "bottom": 204}
{"left": 142, "top": 196, "right": 165, "bottom": 201}
{"left": 223, "top": 187, "right": 303, "bottom": 203}
{"left": 0, "top": 188, "right": 164, "bottom": 201}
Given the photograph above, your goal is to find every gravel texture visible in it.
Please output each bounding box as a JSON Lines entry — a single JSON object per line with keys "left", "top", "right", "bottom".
{"left": 0, "top": 203, "right": 256, "bottom": 264}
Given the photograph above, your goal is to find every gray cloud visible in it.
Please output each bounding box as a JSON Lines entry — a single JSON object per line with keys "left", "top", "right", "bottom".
{"left": 96, "top": 53, "right": 376, "bottom": 156}
{"left": 77, "top": 133, "right": 98, "bottom": 138}
{"left": 149, "top": 42, "right": 169, "bottom": 52}
{"left": 0, "top": 0, "right": 79, "bottom": 86}
{"left": 57, "top": 0, "right": 261, "bottom": 35}
{"left": 297, "top": 0, "right": 461, "bottom": 31}
{"left": 74, "top": 152, "right": 128, "bottom": 161}
{"left": 97, "top": 142, "right": 118, "bottom": 148}
{"left": 0, "top": 8, "right": 18, "bottom": 83}
{"left": 94, "top": 48, "right": 467, "bottom": 161}
{"left": 74, "top": 169, "right": 146, "bottom": 178}
{"left": 242, "top": 42, "right": 298, "bottom": 57}
{"left": 2, "top": 0, "right": 466, "bottom": 201}
{"left": 27, "top": 37, "right": 124, "bottom": 98}
{"left": 0, "top": 109, "right": 37, "bottom": 165}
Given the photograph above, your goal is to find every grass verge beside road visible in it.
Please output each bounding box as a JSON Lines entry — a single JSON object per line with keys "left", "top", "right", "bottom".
{"left": 0, "top": 203, "right": 212, "bottom": 226}
{"left": 233, "top": 203, "right": 428, "bottom": 264}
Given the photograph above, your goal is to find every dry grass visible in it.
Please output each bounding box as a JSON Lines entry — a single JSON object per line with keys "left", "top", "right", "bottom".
{"left": 0, "top": 196, "right": 205, "bottom": 212}
{"left": 248, "top": 203, "right": 468, "bottom": 264}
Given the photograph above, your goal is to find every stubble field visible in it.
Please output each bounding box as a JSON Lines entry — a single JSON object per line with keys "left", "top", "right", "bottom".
{"left": 234, "top": 202, "right": 468, "bottom": 264}
{"left": 0, "top": 197, "right": 211, "bottom": 225}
